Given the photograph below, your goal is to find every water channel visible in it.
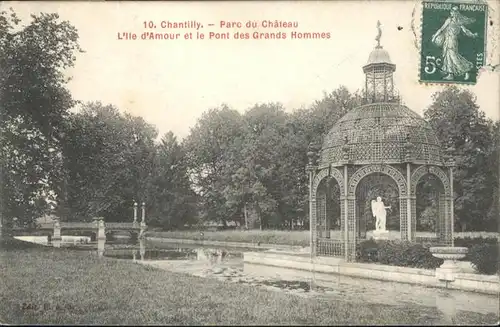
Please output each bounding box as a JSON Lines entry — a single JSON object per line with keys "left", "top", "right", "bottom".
{"left": 15, "top": 235, "right": 500, "bottom": 324}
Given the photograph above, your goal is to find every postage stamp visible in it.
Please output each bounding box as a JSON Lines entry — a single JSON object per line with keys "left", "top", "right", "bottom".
{"left": 419, "top": 1, "right": 489, "bottom": 84}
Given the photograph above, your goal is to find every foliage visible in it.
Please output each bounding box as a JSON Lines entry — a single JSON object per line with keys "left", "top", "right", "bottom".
{"left": 357, "top": 239, "right": 444, "bottom": 269}
{"left": 59, "top": 102, "right": 158, "bottom": 222}
{"left": 355, "top": 238, "right": 379, "bottom": 262}
{"left": 453, "top": 236, "right": 498, "bottom": 248}
{"left": 424, "top": 86, "right": 497, "bottom": 232}
{"left": 453, "top": 236, "right": 498, "bottom": 268}
{"left": 357, "top": 237, "right": 499, "bottom": 274}
{"left": 2, "top": 9, "right": 497, "bottom": 234}
{"left": 146, "top": 132, "right": 199, "bottom": 229}
{"left": 0, "top": 9, "right": 82, "bottom": 227}
{"left": 467, "top": 243, "right": 499, "bottom": 275}
{"left": 183, "top": 105, "right": 244, "bottom": 226}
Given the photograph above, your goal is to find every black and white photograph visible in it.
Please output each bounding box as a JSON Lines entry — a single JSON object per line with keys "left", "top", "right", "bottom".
{"left": 0, "top": 0, "right": 499, "bottom": 325}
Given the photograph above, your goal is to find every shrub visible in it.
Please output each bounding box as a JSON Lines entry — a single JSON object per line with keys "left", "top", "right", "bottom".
{"left": 356, "top": 239, "right": 443, "bottom": 269}
{"left": 376, "top": 240, "right": 443, "bottom": 269}
{"left": 356, "top": 238, "right": 379, "bottom": 262}
{"left": 454, "top": 236, "right": 498, "bottom": 248}
{"left": 467, "top": 244, "right": 499, "bottom": 275}
{"left": 453, "top": 237, "right": 498, "bottom": 262}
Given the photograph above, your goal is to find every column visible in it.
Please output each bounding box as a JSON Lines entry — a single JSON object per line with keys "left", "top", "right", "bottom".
{"left": 97, "top": 218, "right": 106, "bottom": 240}
{"left": 308, "top": 169, "right": 315, "bottom": 256}
{"left": 325, "top": 183, "right": 331, "bottom": 239}
{"left": 406, "top": 163, "right": 412, "bottom": 241}
{"left": 53, "top": 220, "right": 61, "bottom": 248}
{"left": 133, "top": 202, "right": 138, "bottom": 223}
{"left": 439, "top": 193, "right": 448, "bottom": 245}
{"left": 141, "top": 202, "right": 146, "bottom": 226}
{"left": 410, "top": 197, "right": 417, "bottom": 240}
{"left": 343, "top": 165, "right": 349, "bottom": 261}
{"left": 449, "top": 167, "right": 454, "bottom": 247}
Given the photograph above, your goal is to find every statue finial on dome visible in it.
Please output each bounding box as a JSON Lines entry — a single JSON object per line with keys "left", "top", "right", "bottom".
{"left": 375, "top": 20, "right": 382, "bottom": 48}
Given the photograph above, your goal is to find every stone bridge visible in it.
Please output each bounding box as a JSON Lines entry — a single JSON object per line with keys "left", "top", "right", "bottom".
{"left": 19, "top": 202, "right": 148, "bottom": 242}
{"left": 37, "top": 219, "right": 147, "bottom": 242}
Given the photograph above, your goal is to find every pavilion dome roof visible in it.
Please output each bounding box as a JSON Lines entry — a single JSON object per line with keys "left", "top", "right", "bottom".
{"left": 366, "top": 46, "right": 393, "bottom": 65}
{"left": 319, "top": 102, "right": 445, "bottom": 166}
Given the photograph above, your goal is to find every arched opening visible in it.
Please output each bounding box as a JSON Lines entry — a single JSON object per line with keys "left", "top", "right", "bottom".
{"left": 315, "top": 176, "right": 342, "bottom": 256}
{"left": 416, "top": 173, "right": 447, "bottom": 244}
{"left": 355, "top": 173, "right": 400, "bottom": 239}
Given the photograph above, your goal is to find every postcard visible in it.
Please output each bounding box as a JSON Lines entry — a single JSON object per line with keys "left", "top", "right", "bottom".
{"left": 1, "top": 1, "right": 498, "bottom": 325}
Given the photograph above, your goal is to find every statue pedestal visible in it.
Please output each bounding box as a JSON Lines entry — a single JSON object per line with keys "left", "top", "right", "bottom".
{"left": 372, "top": 229, "right": 389, "bottom": 240}
{"left": 430, "top": 247, "right": 468, "bottom": 282}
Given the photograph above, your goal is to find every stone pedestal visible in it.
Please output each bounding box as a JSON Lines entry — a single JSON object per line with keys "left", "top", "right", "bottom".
{"left": 435, "top": 264, "right": 460, "bottom": 282}
{"left": 97, "top": 220, "right": 106, "bottom": 240}
{"left": 372, "top": 229, "right": 389, "bottom": 240}
{"left": 53, "top": 222, "right": 62, "bottom": 242}
{"left": 430, "top": 247, "right": 468, "bottom": 282}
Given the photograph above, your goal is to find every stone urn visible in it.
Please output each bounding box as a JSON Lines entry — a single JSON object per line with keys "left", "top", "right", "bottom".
{"left": 430, "top": 247, "right": 468, "bottom": 281}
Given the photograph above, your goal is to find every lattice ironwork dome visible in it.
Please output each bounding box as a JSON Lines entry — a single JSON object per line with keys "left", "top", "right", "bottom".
{"left": 318, "top": 21, "right": 444, "bottom": 167}
{"left": 319, "top": 102, "right": 445, "bottom": 166}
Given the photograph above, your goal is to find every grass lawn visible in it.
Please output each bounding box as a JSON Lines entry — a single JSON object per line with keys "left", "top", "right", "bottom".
{"left": 0, "top": 238, "right": 497, "bottom": 325}
{"left": 146, "top": 230, "right": 499, "bottom": 247}
{"left": 146, "top": 230, "right": 311, "bottom": 247}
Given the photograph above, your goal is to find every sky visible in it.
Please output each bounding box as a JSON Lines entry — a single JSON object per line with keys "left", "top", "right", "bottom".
{"left": 6, "top": 0, "right": 500, "bottom": 139}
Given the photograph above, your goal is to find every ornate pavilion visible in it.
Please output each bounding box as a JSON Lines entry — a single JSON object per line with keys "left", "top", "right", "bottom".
{"left": 306, "top": 23, "right": 456, "bottom": 261}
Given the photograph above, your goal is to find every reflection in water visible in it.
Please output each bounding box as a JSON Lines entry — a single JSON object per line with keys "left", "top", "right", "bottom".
{"left": 140, "top": 238, "right": 145, "bottom": 261}
{"left": 196, "top": 248, "right": 227, "bottom": 264}
{"left": 435, "top": 289, "right": 457, "bottom": 324}
{"left": 14, "top": 235, "right": 91, "bottom": 246}
{"left": 97, "top": 238, "right": 105, "bottom": 257}
{"left": 99, "top": 239, "right": 244, "bottom": 263}
{"left": 242, "top": 263, "right": 498, "bottom": 319}
{"left": 53, "top": 239, "right": 61, "bottom": 248}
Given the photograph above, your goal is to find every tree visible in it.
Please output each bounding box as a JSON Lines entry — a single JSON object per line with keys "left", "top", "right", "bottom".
{"left": 485, "top": 120, "right": 499, "bottom": 230}
{"left": 60, "top": 102, "right": 158, "bottom": 222}
{"left": 183, "top": 105, "right": 244, "bottom": 225}
{"left": 424, "top": 86, "right": 496, "bottom": 231}
{"left": 147, "top": 132, "right": 198, "bottom": 229}
{"left": 298, "top": 86, "right": 363, "bottom": 145}
{"left": 285, "top": 86, "right": 362, "bottom": 228}
{"left": 0, "top": 9, "right": 82, "bottom": 230}
{"left": 222, "top": 86, "right": 362, "bottom": 230}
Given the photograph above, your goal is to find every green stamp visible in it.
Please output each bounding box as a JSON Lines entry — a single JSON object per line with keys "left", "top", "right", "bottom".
{"left": 420, "top": 1, "right": 488, "bottom": 84}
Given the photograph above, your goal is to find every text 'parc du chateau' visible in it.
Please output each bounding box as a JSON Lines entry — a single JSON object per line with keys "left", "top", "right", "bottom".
{"left": 117, "top": 20, "right": 332, "bottom": 41}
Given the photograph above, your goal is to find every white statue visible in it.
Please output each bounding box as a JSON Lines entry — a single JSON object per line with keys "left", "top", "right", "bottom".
{"left": 371, "top": 196, "right": 391, "bottom": 231}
